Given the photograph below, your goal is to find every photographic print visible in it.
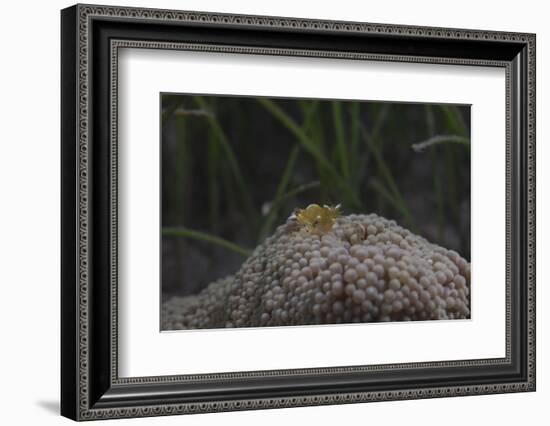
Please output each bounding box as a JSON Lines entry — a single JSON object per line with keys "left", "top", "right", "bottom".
{"left": 161, "top": 95, "right": 471, "bottom": 330}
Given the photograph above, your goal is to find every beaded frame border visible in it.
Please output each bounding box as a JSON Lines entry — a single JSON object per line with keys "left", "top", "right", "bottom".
{"left": 69, "top": 3, "right": 535, "bottom": 420}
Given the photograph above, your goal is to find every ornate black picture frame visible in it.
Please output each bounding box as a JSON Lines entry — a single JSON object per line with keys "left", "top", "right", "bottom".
{"left": 61, "top": 3, "right": 536, "bottom": 421}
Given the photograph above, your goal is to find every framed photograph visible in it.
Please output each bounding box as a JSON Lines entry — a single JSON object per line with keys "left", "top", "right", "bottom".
{"left": 61, "top": 4, "right": 536, "bottom": 421}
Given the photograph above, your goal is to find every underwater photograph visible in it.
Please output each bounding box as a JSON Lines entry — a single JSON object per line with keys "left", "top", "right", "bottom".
{"left": 160, "top": 94, "right": 471, "bottom": 330}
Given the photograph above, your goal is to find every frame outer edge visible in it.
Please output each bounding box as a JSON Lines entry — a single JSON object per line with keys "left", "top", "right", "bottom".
{"left": 66, "top": 4, "right": 536, "bottom": 420}
{"left": 527, "top": 33, "right": 535, "bottom": 390}
{"left": 61, "top": 4, "right": 80, "bottom": 422}
{"left": 76, "top": 2, "right": 92, "bottom": 420}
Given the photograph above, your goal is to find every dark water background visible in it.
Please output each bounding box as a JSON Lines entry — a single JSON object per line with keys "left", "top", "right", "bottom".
{"left": 161, "top": 95, "right": 470, "bottom": 300}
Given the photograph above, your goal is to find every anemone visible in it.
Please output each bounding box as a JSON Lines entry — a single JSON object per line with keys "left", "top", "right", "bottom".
{"left": 162, "top": 213, "right": 470, "bottom": 330}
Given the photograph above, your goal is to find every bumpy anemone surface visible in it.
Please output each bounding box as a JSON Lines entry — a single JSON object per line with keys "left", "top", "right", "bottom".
{"left": 162, "top": 214, "right": 470, "bottom": 330}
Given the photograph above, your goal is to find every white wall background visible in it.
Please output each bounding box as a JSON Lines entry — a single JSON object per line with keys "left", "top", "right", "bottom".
{"left": 0, "top": 0, "right": 546, "bottom": 424}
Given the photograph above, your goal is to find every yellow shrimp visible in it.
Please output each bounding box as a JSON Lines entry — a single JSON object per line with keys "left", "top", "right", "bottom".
{"left": 291, "top": 204, "right": 341, "bottom": 235}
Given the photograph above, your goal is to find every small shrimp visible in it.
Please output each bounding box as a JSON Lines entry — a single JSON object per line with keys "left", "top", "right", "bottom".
{"left": 290, "top": 204, "right": 341, "bottom": 235}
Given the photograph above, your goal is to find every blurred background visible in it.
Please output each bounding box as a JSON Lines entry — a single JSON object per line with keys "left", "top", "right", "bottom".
{"left": 161, "top": 94, "right": 470, "bottom": 300}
